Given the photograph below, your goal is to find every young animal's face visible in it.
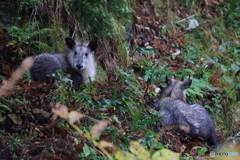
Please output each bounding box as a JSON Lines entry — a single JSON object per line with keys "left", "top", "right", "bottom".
{"left": 159, "top": 77, "right": 192, "bottom": 102}
{"left": 65, "top": 38, "right": 98, "bottom": 71}
{"left": 72, "top": 45, "right": 91, "bottom": 70}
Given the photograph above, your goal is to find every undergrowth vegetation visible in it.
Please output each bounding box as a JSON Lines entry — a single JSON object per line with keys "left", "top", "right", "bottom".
{"left": 0, "top": 0, "right": 239, "bottom": 159}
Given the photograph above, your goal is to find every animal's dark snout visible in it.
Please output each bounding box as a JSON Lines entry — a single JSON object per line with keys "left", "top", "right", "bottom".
{"left": 76, "top": 64, "right": 83, "bottom": 70}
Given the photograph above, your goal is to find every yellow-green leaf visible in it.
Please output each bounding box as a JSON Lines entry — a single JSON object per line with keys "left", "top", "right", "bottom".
{"left": 152, "top": 149, "right": 180, "bottom": 160}
{"left": 129, "top": 141, "right": 150, "bottom": 160}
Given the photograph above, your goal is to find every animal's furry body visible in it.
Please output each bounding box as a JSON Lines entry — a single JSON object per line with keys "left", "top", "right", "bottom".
{"left": 30, "top": 38, "right": 97, "bottom": 87}
{"left": 153, "top": 77, "right": 218, "bottom": 147}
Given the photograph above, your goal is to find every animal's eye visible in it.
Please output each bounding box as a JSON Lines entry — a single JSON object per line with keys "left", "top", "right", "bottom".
{"left": 85, "top": 53, "right": 88, "bottom": 57}
{"left": 74, "top": 52, "right": 77, "bottom": 56}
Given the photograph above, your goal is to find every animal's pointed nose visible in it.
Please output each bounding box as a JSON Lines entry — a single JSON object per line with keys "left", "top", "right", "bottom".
{"left": 76, "top": 64, "right": 83, "bottom": 70}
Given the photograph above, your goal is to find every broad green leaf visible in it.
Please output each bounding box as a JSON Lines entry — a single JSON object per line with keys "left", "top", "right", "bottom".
{"left": 193, "top": 146, "right": 207, "bottom": 155}
{"left": 83, "top": 144, "right": 91, "bottom": 156}
{"left": 206, "top": 55, "right": 217, "bottom": 64}
{"left": 112, "top": 115, "right": 120, "bottom": 123}
{"left": 220, "top": 65, "right": 228, "bottom": 73}
{"left": 231, "top": 63, "right": 239, "bottom": 74}
{"left": 222, "top": 75, "right": 233, "bottom": 84}
{"left": 124, "top": 99, "right": 138, "bottom": 105}
{"left": 204, "top": 105, "right": 214, "bottom": 114}
{"left": 132, "top": 106, "right": 142, "bottom": 124}
{"left": 99, "top": 99, "right": 114, "bottom": 106}
{"left": 116, "top": 135, "right": 130, "bottom": 146}
{"left": 138, "top": 126, "right": 158, "bottom": 136}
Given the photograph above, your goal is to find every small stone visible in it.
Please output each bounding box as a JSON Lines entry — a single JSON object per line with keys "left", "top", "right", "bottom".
{"left": 8, "top": 114, "right": 23, "bottom": 125}
{"left": 32, "top": 109, "right": 51, "bottom": 121}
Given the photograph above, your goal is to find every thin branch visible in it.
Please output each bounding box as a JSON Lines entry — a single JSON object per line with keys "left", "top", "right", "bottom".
{"left": 174, "top": 14, "right": 196, "bottom": 24}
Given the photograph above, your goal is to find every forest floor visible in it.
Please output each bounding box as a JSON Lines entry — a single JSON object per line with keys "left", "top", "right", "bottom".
{"left": 0, "top": 1, "right": 239, "bottom": 160}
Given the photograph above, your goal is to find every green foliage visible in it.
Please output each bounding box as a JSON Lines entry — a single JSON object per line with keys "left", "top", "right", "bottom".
{"left": 220, "top": 0, "right": 240, "bottom": 29}
{"left": 133, "top": 56, "right": 173, "bottom": 84}
{"left": 209, "top": 94, "right": 223, "bottom": 120}
{"left": 127, "top": 106, "right": 161, "bottom": 138}
{"left": 226, "top": 132, "right": 240, "bottom": 141}
{"left": 182, "top": 153, "right": 193, "bottom": 160}
{"left": 133, "top": 46, "right": 157, "bottom": 55}
{"left": 160, "top": 25, "right": 171, "bottom": 35}
{"left": 23, "top": 70, "right": 31, "bottom": 85}
{"left": 192, "top": 146, "right": 208, "bottom": 155}
{"left": 116, "top": 66, "right": 144, "bottom": 98}
{"left": 114, "top": 142, "right": 180, "bottom": 160}
{"left": 52, "top": 103, "right": 180, "bottom": 160}
{"left": 133, "top": 53, "right": 214, "bottom": 104}
{"left": 0, "top": 130, "right": 22, "bottom": 158}
{"left": 219, "top": 60, "right": 240, "bottom": 100}
{"left": 0, "top": 104, "right": 12, "bottom": 113}
{"left": 77, "top": 144, "right": 107, "bottom": 159}
{"left": 7, "top": 21, "right": 52, "bottom": 56}
{"left": 69, "top": 0, "right": 132, "bottom": 37}
{"left": 20, "top": 0, "right": 40, "bottom": 12}
{"left": 186, "top": 75, "right": 214, "bottom": 104}
{"left": 47, "top": 69, "right": 73, "bottom": 103}
{"left": 1, "top": 0, "right": 240, "bottom": 159}
{"left": 47, "top": 70, "right": 99, "bottom": 109}
{"left": 181, "top": 7, "right": 239, "bottom": 133}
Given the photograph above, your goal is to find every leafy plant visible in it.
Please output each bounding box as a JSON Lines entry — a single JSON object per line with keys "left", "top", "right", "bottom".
{"left": 20, "top": 0, "right": 41, "bottom": 12}
{"left": 182, "top": 153, "right": 193, "bottom": 160}
{"left": 115, "top": 141, "right": 180, "bottom": 160}
{"left": 52, "top": 103, "right": 180, "bottom": 160}
{"left": 0, "top": 130, "right": 22, "bottom": 158}
{"left": 185, "top": 75, "right": 214, "bottom": 104}
{"left": 0, "top": 104, "right": 12, "bottom": 113}
{"left": 116, "top": 66, "right": 144, "bottom": 98}
{"left": 192, "top": 146, "right": 208, "bottom": 155}
{"left": 133, "top": 46, "right": 157, "bottom": 55}
{"left": 160, "top": 25, "right": 171, "bottom": 35}
{"left": 7, "top": 21, "right": 52, "bottom": 56}
{"left": 69, "top": 0, "right": 132, "bottom": 37}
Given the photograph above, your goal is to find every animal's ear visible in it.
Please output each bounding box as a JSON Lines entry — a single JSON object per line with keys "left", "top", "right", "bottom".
{"left": 166, "top": 76, "right": 172, "bottom": 86}
{"left": 181, "top": 79, "right": 192, "bottom": 89}
{"left": 88, "top": 40, "right": 98, "bottom": 51}
{"left": 65, "top": 37, "right": 76, "bottom": 49}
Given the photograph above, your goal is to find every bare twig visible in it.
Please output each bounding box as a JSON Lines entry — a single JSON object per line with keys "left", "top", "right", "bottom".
{"left": 174, "top": 14, "right": 196, "bottom": 24}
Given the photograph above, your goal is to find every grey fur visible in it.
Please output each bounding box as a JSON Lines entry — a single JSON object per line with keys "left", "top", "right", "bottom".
{"left": 154, "top": 77, "right": 218, "bottom": 146}
{"left": 29, "top": 37, "right": 98, "bottom": 87}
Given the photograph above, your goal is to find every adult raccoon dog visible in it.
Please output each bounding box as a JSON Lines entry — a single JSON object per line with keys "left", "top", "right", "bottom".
{"left": 153, "top": 77, "right": 218, "bottom": 147}
{"left": 29, "top": 37, "right": 97, "bottom": 88}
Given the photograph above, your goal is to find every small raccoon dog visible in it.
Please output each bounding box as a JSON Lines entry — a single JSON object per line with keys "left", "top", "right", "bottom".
{"left": 153, "top": 77, "right": 219, "bottom": 147}
{"left": 28, "top": 37, "right": 98, "bottom": 88}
